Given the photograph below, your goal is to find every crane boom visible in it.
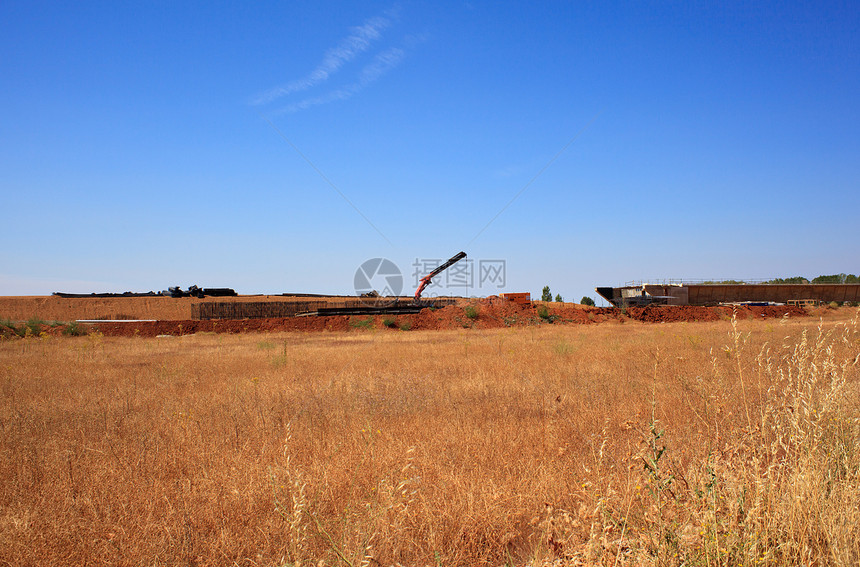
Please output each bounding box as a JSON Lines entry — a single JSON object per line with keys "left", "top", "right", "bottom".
{"left": 414, "top": 251, "right": 467, "bottom": 302}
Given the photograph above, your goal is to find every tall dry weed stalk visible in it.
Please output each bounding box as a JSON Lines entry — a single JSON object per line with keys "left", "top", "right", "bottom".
{"left": 268, "top": 422, "right": 421, "bottom": 567}
{"left": 575, "top": 312, "right": 860, "bottom": 566}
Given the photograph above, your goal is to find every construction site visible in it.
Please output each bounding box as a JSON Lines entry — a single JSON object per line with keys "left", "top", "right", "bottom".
{"left": 3, "top": 253, "right": 859, "bottom": 338}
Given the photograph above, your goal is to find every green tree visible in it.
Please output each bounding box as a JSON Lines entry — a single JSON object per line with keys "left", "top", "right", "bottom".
{"left": 766, "top": 276, "right": 809, "bottom": 284}
{"left": 580, "top": 296, "right": 595, "bottom": 306}
{"left": 813, "top": 274, "right": 847, "bottom": 284}
{"left": 554, "top": 293, "right": 563, "bottom": 303}
{"left": 541, "top": 286, "right": 552, "bottom": 302}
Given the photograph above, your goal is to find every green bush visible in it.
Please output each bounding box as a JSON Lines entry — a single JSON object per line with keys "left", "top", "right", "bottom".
{"left": 63, "top": 321, "right": 87, "bottom": 337}
{"left": 1, "top": 319, "right": 23, "bottom": 338}
{"left": 464, "top": 306, "right": 478, "bottom": 320}
{"left": 537, "top": 305, "right": 558, "bottom": 323}
{"left": 349, "top": 317, "right": 374, "bottom": 329}
{"left": 25, "top": 317, "right": 45, "bottom": 336}
{"left": 382, "top": 317, "right": 396, "bottom": 328}
{"left": 399, "top": 320, "right": 412, "bottom": 331}
{"left": 580, "top": 296, "right": 595, "bottom": 307}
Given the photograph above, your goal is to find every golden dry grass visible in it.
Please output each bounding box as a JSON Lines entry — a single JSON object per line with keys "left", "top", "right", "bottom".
{"left": 1, "top": 310, "right": 858, "bottom": 566}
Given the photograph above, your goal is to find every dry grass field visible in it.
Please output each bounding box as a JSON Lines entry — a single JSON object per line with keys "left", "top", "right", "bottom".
{"left": 1, "top": 310, "right": 858, "bottom": 566}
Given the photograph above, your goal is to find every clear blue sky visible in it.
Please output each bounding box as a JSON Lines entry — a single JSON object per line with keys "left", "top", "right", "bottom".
{"left": 2, "top": 1, "right": 858, "bottom": 303}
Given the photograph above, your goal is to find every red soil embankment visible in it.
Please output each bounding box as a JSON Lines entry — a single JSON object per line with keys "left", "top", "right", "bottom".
{"left": 17, "top": 299, "right": 804, "bottom": 338}
{"left": 1, "top": 294, "right": 810, "bottom": 338}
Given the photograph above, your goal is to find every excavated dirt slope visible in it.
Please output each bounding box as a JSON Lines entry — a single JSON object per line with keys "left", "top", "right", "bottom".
{"left": 1, "top": 295, "right": 808, "bottom": 338}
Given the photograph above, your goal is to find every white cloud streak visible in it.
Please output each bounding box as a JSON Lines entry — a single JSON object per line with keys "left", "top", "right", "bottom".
{"left": 272, "top": 47, "right": 407, "bottom": 114}
{"left": 252, "top": 14, "right": 392, "bottom": 106}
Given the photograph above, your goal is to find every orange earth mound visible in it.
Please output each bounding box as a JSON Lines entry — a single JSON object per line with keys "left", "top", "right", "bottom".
{"left": 1, "top": 295, "right": 809, "bottom": 338}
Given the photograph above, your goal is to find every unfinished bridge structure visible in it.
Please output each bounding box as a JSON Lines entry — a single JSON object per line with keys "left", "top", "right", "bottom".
{"left": 596, "top": 283, "right": 860, "bottom": 307}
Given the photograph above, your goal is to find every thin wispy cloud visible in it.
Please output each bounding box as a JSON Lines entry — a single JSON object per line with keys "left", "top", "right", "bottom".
{"left": 252, "top": 15, "right": 391, "bottom": 105}
{"left": 278, "top": 47, "right": 406, "bottom": 114}
{"left": 252, "top": 7, "right": 414, "bottom": 113}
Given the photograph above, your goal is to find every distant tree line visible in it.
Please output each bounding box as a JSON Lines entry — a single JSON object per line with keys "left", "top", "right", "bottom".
{"left": 702, "top": 274, "right": 859, "bottom": 285}
{"left": 767, "top": 274, "right": 859, "bottom": 284}
{"left": 542, "top": 285, "right": 596, "bottom": 306}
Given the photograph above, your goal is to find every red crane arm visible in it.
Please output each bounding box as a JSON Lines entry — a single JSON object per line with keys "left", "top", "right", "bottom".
{"left": 413, "top": 251, "right": 467, "bottom": 302}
